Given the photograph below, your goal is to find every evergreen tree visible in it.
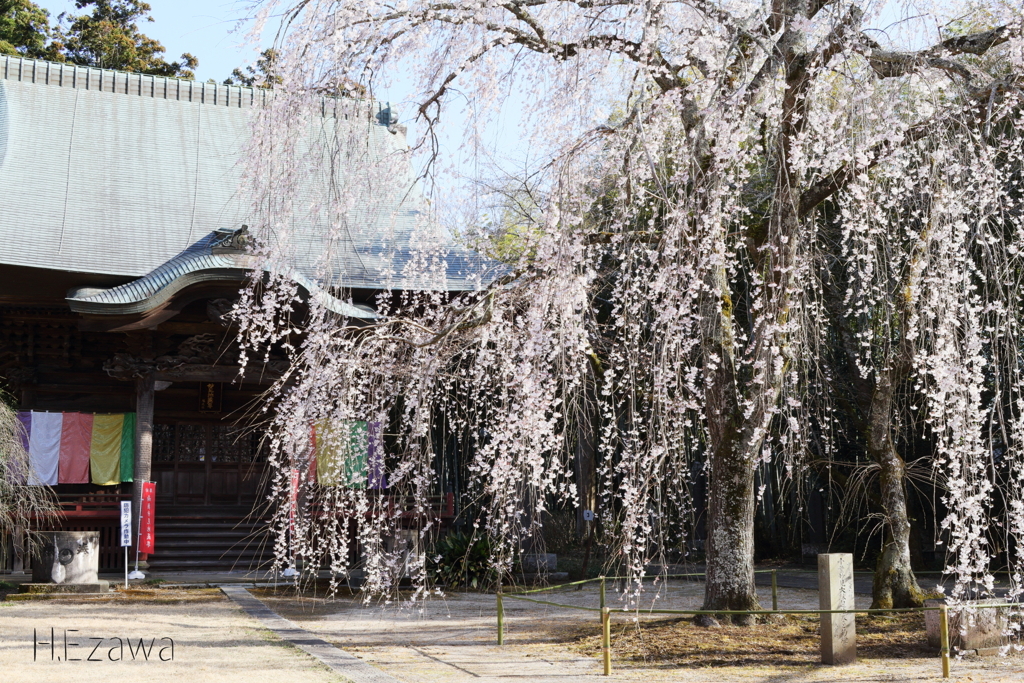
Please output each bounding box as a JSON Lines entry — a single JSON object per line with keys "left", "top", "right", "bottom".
{"left": 0, "top": 0, "right": 57, "bottom": 59}
{"left": 57, "top": 1, "right": 196, "bottom": 78}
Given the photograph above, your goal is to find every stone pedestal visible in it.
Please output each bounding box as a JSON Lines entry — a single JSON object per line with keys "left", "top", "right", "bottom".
{"left": 31, "top": 531, "right": 100, "bottom": 584}
{"left": 819, "top": 553, "right": 857, "bottom": 664}
{"left": 925, "top": 599, "right": 1007, "bottom": 655}
{"left": 522, "top": 553, "right": 557, "bottom": 573}
{"left": 19, "top": 581, "right": 110, "bottom": 594}
{"left": 386, "top": 529, "right": 423, "bottom": 578}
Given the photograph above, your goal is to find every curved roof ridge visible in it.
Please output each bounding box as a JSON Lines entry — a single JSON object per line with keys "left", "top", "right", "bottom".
{"left": 67, "top": 229, "right": 378, "bottom": 320}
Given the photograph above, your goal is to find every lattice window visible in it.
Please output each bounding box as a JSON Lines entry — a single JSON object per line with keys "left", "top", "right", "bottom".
{"left": 152, "top": 423, "right": 263, "bottom": 463}
{"left": 211, "top": 426, "right": 247, "bottom": 463}
{"left": 177, "top": 424, "right": 206, "bottom": 462}
{"left": 153, "top": 424, "right": 176, "bottom": 462}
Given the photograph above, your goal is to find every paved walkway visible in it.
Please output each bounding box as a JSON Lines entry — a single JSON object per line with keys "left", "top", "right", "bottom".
{"left": 220, "top": 585, "right": 398, "bottom": 683}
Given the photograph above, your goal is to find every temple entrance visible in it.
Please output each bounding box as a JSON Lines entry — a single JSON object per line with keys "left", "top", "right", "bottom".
{"left": 152, "top": 422, "right": 266, "bottom": 508}
{"left": 147, "top": 422, "right": 269, "bottom": 571}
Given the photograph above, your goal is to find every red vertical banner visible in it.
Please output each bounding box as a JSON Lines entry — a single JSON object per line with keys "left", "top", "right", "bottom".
{"left": 289, "top": 468, "right": 300, "bottom": 534}
{"left": 139, "top": 481, "right": 156, "bottom": 554}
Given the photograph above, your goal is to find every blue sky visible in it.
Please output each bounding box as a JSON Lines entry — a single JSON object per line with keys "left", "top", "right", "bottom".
{"left": 35, "top": 0, "right": 265, "bottom": 83}
{"left": 34, "top": 1, "right": 426, "bottom": 128}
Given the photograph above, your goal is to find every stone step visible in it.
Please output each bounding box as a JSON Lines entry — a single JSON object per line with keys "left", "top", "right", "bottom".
{"left": 148, "top": 515, "right": 271, "bottom": 570}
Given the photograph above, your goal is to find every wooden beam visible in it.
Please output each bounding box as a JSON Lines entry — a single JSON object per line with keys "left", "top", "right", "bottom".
{"left": 33, "top": 384, "right": 132, "bottom": 394}
{"left": 156, "top": 322, "right": 232, "bottom": 335}
{"left": 152, "top": 364, "right": 281, "bottom": 384}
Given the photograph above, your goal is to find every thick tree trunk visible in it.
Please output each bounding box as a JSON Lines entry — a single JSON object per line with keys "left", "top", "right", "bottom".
{"left": 702, "top": 431, "right": 761, "bottom": 623}
{"left": 867, "top": 372, "right": 924, "bottom": 608}
{"left": 700, "top": 4, "right": 810, "bottom": 620}
{"left": 700, "top": 267, "right": 763, "bottom": 623}
{"left": 573, "top": 385, "right": 598, "bottom": 541}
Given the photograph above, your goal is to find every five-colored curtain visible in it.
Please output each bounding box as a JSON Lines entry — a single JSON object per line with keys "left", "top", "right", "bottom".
{"left": 17, "top": 411, "right": 135, "bottom": 486}
{"left": 312, "top": 420, "right": 385, "bottom": 489}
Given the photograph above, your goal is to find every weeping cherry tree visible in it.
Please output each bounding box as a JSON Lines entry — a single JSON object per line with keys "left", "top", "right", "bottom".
{"left": 233, "top": 0, "right": 1024, "bottom": 617}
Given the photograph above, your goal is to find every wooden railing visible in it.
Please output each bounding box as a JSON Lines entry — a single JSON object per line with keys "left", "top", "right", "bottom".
{"left": 48, "top": 490, "right": 455, "bottom": 520}
{"left": 55, "top": 492, "right": 128, "bottom": 518}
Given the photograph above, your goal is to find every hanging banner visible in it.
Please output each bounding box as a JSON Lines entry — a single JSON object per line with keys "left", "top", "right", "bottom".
{"left": 18, "top": 411, "right": 136, "bottom": 486}
{"left": 120, "top": 500, "right": 132, "bottom": 547}
{"left": 138, "top": 482, "right": 156, "bottom": 554}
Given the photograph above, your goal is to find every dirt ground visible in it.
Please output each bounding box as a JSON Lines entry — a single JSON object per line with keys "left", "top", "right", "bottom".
{"left": 255, "top": 579, "right": 1024, "bottom": 683}
{"left": 0, "top": 588, "right": 346, "bottom": 683}
{"left": 1, "top": 580, "right": 1023, "bottom": 683}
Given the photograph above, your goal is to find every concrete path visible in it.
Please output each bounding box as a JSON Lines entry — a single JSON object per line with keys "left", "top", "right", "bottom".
{"left": 754, "top": 570, "right": 876, "bottom": 595}
{"left": 753, "top": 570, "right": 1005, "bottom": 598}
{"left": 220, "top": 585, "right": 398, "bottom": 683}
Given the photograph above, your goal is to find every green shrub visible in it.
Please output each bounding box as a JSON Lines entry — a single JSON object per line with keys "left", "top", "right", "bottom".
{"left": 429, "top": 530, "right": 496, "bottom": 590}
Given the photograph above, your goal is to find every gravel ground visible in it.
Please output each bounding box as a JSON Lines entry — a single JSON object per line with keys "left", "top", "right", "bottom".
{"left": 1, "top": 580, "right": 1022, "bottom": 683}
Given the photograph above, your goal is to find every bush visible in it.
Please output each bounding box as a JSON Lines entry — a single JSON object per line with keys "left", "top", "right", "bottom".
{"left": 429, "top": 530, "right": 496, "bottom": 589}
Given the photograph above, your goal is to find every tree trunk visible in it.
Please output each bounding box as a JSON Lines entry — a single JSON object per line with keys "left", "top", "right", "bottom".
{"left": 823, "top": 256, "right": 925, "bottom": 609}
{"left": 702, "top": 429, "right": 761, "bottom": 623}
{"left": 700, "top": 7, "right": 809, "bottom": 621}
{"left": 867, "top": 371, "right": 924, "bottom": 609}
{"left": 700, "top": 266, "right": 762, "bottom": 623}
{"left": 573, "top": 381, "right": 598, "bottom": 541}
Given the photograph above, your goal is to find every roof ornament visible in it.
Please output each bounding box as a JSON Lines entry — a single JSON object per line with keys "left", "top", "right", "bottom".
{"left": 211, "top": 225, "right": 251, "bottom": 254}
{"left": 377, "top": 102, "right": 405, "bottom": 135}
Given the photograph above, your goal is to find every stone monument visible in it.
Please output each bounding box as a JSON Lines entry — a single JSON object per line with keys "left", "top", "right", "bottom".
{"left": 925, "top": 598, "right": 1007, "bottom": 655}
{"left": 819, "top": 553, "right": 857, "bottom": 664}
{"left": 21, "top": 531, "right": 109, "bottom": 594}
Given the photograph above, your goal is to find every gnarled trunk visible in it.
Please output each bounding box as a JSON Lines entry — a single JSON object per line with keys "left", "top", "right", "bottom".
{"left": 700, "top": 264, "right": 764, "bottom": 623}
{"left": 868, "top": 372, "right": 924, "bottom": 608}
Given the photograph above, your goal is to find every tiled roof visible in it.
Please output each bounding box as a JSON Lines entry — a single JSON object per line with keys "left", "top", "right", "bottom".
{"left": 66, "top": 229, "right": 379, "bottom": 319}
{"left": 0, "top": 56, "right": 495, "bottom": 297}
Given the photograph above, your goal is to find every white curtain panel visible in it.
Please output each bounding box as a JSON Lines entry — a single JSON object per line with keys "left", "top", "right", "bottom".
{"left": 27, "top": 411, "right": 63, "bottom": 486}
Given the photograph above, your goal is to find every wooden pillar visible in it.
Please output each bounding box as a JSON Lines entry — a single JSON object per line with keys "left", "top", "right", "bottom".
{"left": 133, "top": 373, "right": 155, "bottom": 562}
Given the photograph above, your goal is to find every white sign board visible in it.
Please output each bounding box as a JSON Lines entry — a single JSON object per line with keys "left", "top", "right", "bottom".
{"left": 120, "top": 500, "right": 132, "bottom": 547}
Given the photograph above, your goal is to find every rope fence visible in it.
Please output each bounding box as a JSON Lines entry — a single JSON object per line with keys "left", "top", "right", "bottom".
{"left": 495, "top": 570, "right": 1023, "bottom": 678}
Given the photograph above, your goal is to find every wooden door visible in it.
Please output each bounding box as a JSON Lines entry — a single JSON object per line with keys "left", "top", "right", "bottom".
{"left": 152, "top": 423, "right": 266, "bottom": 507}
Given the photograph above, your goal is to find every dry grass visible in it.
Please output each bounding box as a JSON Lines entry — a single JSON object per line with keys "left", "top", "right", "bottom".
{"left": 570, "top": 612, "right": 934, "bottom": 668}
{"left": 3, "top": 585, "right": 226, "bottom": 603}
{"left": 111, "top": 586, "right": 226, "bottom": 602}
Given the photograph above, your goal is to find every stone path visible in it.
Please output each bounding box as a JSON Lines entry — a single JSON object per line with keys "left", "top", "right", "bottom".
{"left": 220, "top": 585, "right": 398, "bottom": 683}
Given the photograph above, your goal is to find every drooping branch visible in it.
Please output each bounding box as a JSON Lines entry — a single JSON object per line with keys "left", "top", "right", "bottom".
{"left": 799, "top": 76, "right": 1023, "bottom": 216}
{"left": 864, "top": 24, "right": 1019, "bottom": 81}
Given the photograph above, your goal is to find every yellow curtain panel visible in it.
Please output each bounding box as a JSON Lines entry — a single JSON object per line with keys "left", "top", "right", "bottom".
{"left": 90, "top": 414, "right": 124, "bottom": 485}
{"left": 316, "top": 420, "right": 368, "bottom": 488}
